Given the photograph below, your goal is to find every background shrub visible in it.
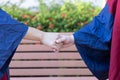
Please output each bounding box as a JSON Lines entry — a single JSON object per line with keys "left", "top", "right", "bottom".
{"left": 1, "top": 0, "right": 101, "bottom": 32}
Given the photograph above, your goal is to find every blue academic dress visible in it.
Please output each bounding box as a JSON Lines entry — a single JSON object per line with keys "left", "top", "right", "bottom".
{"left": 73, "top": 2, "right": 114, "bottom": 80}
{"left": 0, "top": 9, "right": 28, "bottom": 80}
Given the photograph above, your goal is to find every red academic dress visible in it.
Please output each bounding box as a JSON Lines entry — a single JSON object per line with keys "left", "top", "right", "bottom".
{"left": 109, "top": 0, "right": 120, "bottom": 80}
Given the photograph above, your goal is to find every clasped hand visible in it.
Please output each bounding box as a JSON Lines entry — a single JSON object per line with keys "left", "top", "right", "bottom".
{"left": 41, "top": 32, "right": 74, "bottom": 52}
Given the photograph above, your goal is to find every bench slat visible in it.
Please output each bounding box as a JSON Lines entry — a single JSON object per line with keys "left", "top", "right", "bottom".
{"left": 16, "top": 45, "right": 77, "bottom": 52}
{"left": 13, "top": 53, "right": 81, "bottom": 60}
{"left": 11, "top": 77, "right": 97, "bottom": 80}
{"left": 10, "top": 61, "right": 86, "bottom": 68}
{"left": 10, "top": 69, "right": 92, "bottom": 76}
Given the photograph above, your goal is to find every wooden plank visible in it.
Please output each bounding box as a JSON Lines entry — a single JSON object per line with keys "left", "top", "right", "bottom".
{"left": 16, "top": 45, "right": 77, "bottom": 52}
{"left": 13, "top": 53, "right": 81, "bottom": 60}
{"left": 11, "top": 77, "right": 97, "bottom": 80}
{"left": 10, "top": 69, "right": 92, "bottom": 76}
{"left": 10, "top": 61, "right": 86, "bottom": 68}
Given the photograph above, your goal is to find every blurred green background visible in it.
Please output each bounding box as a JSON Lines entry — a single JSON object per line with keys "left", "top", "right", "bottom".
{"left": 1, "top": 0, "right": 101, "bottom": 32}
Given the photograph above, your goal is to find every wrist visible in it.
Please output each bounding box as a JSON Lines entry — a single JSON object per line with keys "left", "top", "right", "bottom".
{"left": 65, "top": 35, "right": 74, "bottom": 44}
{"left": 69, "top": 35, "right": 74, "bottom": 44}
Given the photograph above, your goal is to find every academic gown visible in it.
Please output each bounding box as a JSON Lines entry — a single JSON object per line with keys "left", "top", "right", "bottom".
{"left": 73, "top": 0, "right": 120, "bottom": 80}
{"left": 0, "top": 9, "right": 28, "bottom": 80}
{"left": 0, "top": 0, "right": 120, "bottom": 80}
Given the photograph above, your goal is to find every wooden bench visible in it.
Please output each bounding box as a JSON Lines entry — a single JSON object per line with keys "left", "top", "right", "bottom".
{"left": 9, "top": 33, "right": 97, "bottom": 80}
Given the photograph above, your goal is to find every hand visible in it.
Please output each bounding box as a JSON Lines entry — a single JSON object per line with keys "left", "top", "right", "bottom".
{"left": 41, "top": 32, "right": 63, "bottom": 52}
{"left": 24, "top": 27, "right": 62, "bottom": 52}
{"left": 55, "top": 34, "right": 74, "bottom": 48}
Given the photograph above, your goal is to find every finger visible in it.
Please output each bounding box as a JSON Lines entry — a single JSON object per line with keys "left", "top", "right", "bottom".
{"left": 53, "top": 48, "right": 57, "bottom": 52}
{"left": 56, "top": 35, "right": 65, "bottom": 43}
{"left": 52, "top": 43, "right": 63, "bottom": 52}
{"left": 54, "top": 49, "right": 59, "bottom": 53}
{"left": 52, "top": 47, "right": 59, "bottom": 53}
{"left": 51, "top": 45, "right": 59, "bottom": 51}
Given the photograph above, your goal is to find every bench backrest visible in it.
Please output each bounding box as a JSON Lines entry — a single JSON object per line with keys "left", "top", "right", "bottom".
{"left": 10, "top": 33, "right": 93, "bottom": 78}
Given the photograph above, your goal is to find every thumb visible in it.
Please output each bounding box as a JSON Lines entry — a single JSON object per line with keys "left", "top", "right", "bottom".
{"left": 55, "top": 35, "right": 66, "bottom": 44}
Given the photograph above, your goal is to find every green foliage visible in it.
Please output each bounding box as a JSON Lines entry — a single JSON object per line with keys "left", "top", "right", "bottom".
{"left": 1, "top": 0, "right": 101, "bottom": 32}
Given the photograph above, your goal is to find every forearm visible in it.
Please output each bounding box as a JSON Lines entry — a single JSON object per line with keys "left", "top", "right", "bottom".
{"left": 24, "top": 27, "right": 45, "bottom": 41}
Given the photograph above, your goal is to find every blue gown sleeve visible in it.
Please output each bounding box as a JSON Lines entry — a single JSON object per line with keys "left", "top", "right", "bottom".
{"left": 0, "top": 9, "right": 28, "bottom": 77}
{"left": 73, "top": 4, "right": 114, "bottom": 80}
